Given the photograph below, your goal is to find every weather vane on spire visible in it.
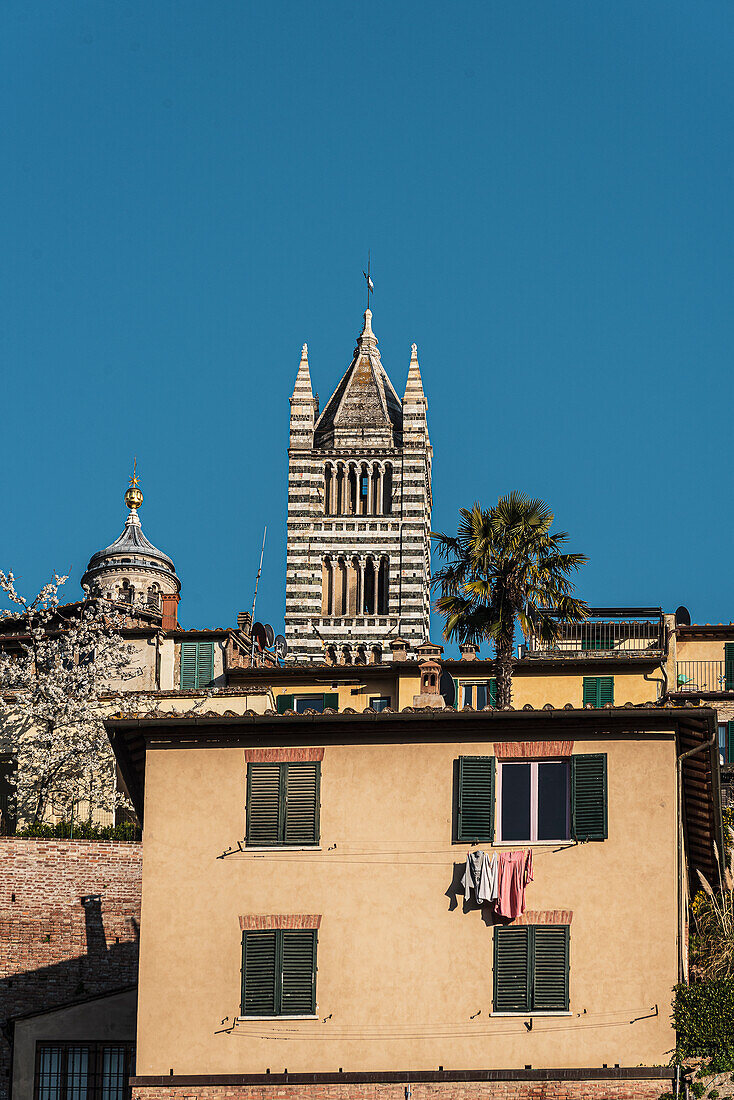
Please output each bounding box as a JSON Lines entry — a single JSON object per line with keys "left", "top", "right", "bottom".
{"left": 363, "top": 252, "right": 374, "bottom": 310}
{"left": 125, "top": 457, "right": 143, "bottom": 513}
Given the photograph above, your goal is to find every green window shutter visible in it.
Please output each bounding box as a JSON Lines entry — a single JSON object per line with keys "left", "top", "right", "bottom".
{"left": 284, "top": 762, "right": 320, "bottom": 845}
{"left": 457, "top": 756, "right": 495, "bottom": 843}
{"left": 246, "top": 763, "right": 283, "bottom": 846}
{"left": 494, "top": 927, "right": 530, "bottom": 1012}
{"left": 488, "top": 678, "right": 497, "bottom": 707}
{"left": 276, "top": 694, "right": 294, "bottom": 714}
{"left": 598, "top": 677, "right": 614, "bottom": 705}
{"left": 728, "top": 721, "right": 734, "bottom": 765}
{"left": 725, "top": 644, "right": 734, "bottom": 692}
{"left": 532, "top": 926, "right": 569, "bottom": 1011}
{"left": 582, "top": 677, "right": 613, "bottom": 707}
{"left": 582, "top": 677, "right": 598, "bottom": 707}
{"left": 281, "top": 930, "right": 317, "bottom": 1015}
{"left": 241, "top": 930, "right": 278, "bottom": 1015}
{"left": 196, "top": 641, "right": 215, "bottom": 687}
{"left": 180, "top": 642, "right": 198, "bottom": 689}
{"left": 322, "top": 693, "right": 339, "bottom": 711}
{"left": 453, "top": 678, "right": 460, "bottom": 707}
{"left": 571, "top": 753, "right": 608, "bottom": 841}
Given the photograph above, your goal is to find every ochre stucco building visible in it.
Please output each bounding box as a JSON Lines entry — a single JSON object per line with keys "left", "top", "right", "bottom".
{"left": 108, "top": 702, "right": 721, "bottom": 1100}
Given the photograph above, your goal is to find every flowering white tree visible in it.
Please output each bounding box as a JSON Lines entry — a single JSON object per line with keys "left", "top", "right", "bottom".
{"left": 0, "top": 570, "right": 140, "bottom": 830}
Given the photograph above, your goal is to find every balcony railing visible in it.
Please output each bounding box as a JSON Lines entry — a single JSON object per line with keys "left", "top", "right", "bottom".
{"left": 523, "top": 609, "right": 664, "bottom": 658}
{"left": 676, "top": 661, "right": 731, "bottom": 693}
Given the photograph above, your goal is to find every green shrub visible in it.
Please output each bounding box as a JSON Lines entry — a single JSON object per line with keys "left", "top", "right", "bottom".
{"left": 14, "top": 820, "right": 140, "bottom": 841}
{"left": 674, "top": 980, "right": 734, "bottom": 1066}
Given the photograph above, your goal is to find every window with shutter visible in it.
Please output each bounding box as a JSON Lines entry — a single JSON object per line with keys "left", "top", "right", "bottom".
{"left": 241, "top": 929, "right": 316, "bottom": 1017}
{"left": 180, "top": 642, "right": 198, "bottom": 689}
{"left": 457, "top": 756, "right": 495, "bottom": 843}
{"left": 459, "top": 680, "right": 498, "bottom": 709}
{"left": 246, "top": 762, "right": 320, "bottom": 846}
{"left": 281, "top": 930, "right": 317, "bottom": 1015}
{"left": 498, "top": 760, "right": 570, "bottom": 843}
{"left": 180, "top": 641, "right": 215, "bottom": 689}
{"left": 728, "top": 721, "right": 734, "bottom": 765}
{"left": 571, "top": 753, "right": 608, "bottom": 841}
{"left": 196, "top": 641, "right": 215, "bottom": 687}
{"left": 493, "top": 926, "right": 530, "bottom": 1012}
{"left": 582, "top": 677, "right": 614, "bottom": 708}
{"left": 284, "top": 763, "right": 320, "bottom": 844}
{"left": 494, "top": 926, "right": 569, "bottom": 1013}
{"left": 532, "top": 926, "right": 570, "bottom": 1011}
{"left": 725, "top": 644, "right": 734, "bottom": 692}
{"left": 241, "top": 930, "right": 277, "bottom": 1015}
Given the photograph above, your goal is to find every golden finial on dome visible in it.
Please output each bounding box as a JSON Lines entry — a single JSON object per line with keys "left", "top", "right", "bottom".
{"left": 124, "top": 456, "right": 143, "bottom": 511}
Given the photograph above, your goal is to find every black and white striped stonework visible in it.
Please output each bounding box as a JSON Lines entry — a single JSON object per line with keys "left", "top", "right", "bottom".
{"left": 284, "top": 313, "right": 432, "bottom": 663}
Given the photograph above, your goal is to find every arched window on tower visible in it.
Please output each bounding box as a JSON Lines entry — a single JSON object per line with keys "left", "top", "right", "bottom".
{"left": 348, "top": 463, "right": 358, "bottom": 515}
{"left": 120, "top": 580, "right": 134, "bottom": 605}
{"left": 324, "top": 464, "right": 333, "bottom": 516}
{"left": 371, "top": 464, "right": 381, "bottom": 515}
{"left": 335, "top": 463, "right": 345, "bottom": 515}
{"left": 363, "top": 558, "right": 375, "bottom": 615}
{"left": 336, "top": 557, "right": 348, "bottom": 616}
{"left": 359, "top": 463, "right": 370, "bottom": 515}
{"left": 377, "top": 556, "right": 389, "bottom": 614}
{"left": 321, "top": 556, "right": 333, "bottom": 616}
{"left": 383, "top": 464, "right": 393, "bottom": 514}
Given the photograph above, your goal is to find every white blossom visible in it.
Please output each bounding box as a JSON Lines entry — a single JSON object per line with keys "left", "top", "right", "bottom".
{"left": 0, "top": 571, "right": 141, "bottom": 828}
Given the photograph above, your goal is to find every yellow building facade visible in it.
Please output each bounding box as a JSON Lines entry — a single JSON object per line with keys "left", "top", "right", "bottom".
{"left": 110, "top": 703, "right": 721, "bottom": 1100}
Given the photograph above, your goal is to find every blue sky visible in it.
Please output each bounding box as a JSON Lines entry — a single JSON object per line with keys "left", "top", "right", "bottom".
{"left": 3, "top": 1, "right": 734, "bottom": 643}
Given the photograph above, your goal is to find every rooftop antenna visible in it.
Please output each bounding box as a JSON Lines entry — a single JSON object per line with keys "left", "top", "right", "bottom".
{"left": 250, "top": 526, "right": 267, "bottom": 664}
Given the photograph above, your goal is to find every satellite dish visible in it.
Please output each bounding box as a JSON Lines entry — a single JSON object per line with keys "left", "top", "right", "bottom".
{"left": 275, "top": 634, "right": 288, "bottom": 660}
{"left": 675, "top": 605, "right": 691, "bottom": 627}
{"left": 252, "top": 622, "right": 267, "bottom": 651}
{"left": 439, "top": 670, "right": 456, "bottom": 707}
{"left": 264, "top": 623, "right": 275, "bottom": 648}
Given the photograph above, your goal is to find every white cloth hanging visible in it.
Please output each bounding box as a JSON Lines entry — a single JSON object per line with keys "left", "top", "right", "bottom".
{"left": 462, "top": 850, "right": 498, "bottom": 904}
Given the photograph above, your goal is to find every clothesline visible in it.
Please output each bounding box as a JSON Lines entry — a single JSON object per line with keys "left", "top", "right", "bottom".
{"left": 218, "top": 843, "right": 574, "bottom": 862}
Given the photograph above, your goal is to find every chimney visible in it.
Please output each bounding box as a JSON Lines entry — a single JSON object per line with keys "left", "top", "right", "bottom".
{"left": 390, "top": 636, "right": 409, "bottom": 663}
{"left": 237, "top": 611, "right": 252, "bottom": 633}
{"left": 161, "top": 593, "right": 179, "bottom": 632}
{"left": 459, "top": 642, "right": 479, "bottom": 661}
{"left": 416, "top": 641, "right": 444, "bottom": 661}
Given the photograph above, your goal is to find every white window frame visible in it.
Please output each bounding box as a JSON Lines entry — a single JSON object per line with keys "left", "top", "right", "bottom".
{"left": 461, "top": 682, "right": 490, "bottom": 708}
{"left": 497, "top": 759, "right": 571, "bottom": 844}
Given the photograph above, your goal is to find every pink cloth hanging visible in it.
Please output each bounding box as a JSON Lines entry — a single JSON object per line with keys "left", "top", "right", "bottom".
{"left": 494, "top": 849, "right": 534, "bottom": 920}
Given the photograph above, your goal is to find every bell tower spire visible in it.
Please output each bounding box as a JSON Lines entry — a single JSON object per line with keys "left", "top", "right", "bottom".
{"left": 284, "top": 292, "right": 432, "bottom": 663}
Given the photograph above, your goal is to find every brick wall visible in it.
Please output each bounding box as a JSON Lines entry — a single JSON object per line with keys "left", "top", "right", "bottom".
{"left": 131, "top": 1077, "right": 673, "bottom": 1100}
{"left": 0, "top": 838, "right": 142, "bottom": 1100}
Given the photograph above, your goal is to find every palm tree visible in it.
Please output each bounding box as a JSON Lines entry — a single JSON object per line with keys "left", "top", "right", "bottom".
{"left": 432, "top": 493, "right": 589, "bottom": 708}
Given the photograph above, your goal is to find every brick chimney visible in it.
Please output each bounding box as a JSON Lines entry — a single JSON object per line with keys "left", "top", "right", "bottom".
{"left": 237, "top": 611, "right": 252, "bottom": 633}
{"left": 459, "top": 642, "right": 479, "bottom": 661}
{"left": 416, "top": 641, "right": 444, "bottom": 661}
{"left": 161, "top": 592, "right": 179, "bottom": 632}
{"left": 390, "top": 636, "right": 409, "bottom": 662}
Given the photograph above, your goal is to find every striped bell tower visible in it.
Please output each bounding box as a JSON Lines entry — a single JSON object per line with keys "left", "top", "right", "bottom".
{"left": 284, "top": 309, "right": 432, "bottom": 663}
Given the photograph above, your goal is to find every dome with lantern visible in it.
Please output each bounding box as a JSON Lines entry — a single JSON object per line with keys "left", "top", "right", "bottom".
{"left": 81, "top": 465, "right": 181, "bottom": 613}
